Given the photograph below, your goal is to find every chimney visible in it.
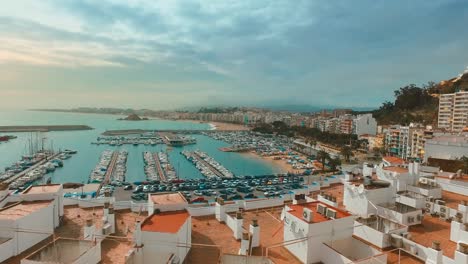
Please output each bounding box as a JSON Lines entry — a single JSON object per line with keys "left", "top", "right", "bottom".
{"left": 249, "top": 219, "right": 260, "bottom": 248}
{"left": 134, "top": 220, "right": 142, "bottom": 247}
{"left": 234, "top": 211, "right": 243, "bottom": 240}
{"left": 84, "top": 218, "right": 96, "bottom": 241}
{"left": 108, "top": 205, "right": 115, "bottom": 234}
{"left": 239, "top": 232, "right": 250, "bottom": 255}
{"left": 426, "top": 241, "right": 443, "bottom": 264}
{"left": 432, "top": 241, "right": 441, "bottom": 251}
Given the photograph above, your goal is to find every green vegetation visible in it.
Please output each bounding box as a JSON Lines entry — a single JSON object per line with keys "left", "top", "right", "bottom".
{"left": 371, "top": 83, "right": 438, "bottom": 125}
{"left": 253, "top": 121, "right": 359, "bottom": 148}
{"left": 197, "top": 107, "right": 240, "bottom": 113}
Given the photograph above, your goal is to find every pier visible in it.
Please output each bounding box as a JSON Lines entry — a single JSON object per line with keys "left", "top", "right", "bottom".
{"left": 187, "top": 151, "right": 225, "bottom": 178}
{"left": 102, "top": 152, "right": 119, "bottom": 185}
{"left": 153, "top": 153, "right": 166, "bottom": 181}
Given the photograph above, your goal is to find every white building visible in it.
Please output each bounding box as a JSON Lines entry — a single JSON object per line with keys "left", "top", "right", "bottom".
{"left": 0, "top": 184, "right": 64, "bottom": 263}
{"left": 424, "top": 133, "right": 468, "bottom": 162}
{"left": 283, "top": 201, "right": 355, "bottom": 263}
{"left": 130, "top": 210, "right": 191, "bottom": 264}
{"left": 352, "top": 114, "right": 377, "bottom": 136}
{"left": 438, "top": 91, "right": 468, "bottom": 132}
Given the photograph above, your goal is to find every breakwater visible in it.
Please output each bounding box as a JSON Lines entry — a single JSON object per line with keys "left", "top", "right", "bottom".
{"left": 0, "top": 125, "right": 93, "bottom": 132}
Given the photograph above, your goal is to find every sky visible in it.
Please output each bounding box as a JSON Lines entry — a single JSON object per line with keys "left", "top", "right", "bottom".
{"left": 1, "top": 0, "right": 468, "bottom": 110}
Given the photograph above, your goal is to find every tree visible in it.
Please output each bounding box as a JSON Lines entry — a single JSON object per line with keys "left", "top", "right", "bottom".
{"left": 316, "top": 150, "right": 330, "bottom": 171}
{"left": 328, "top": 157, "right": 342, "bottom": 171}
{"left": 459, "top": 156, "right": 468, "bottom": 174}
{"left": 340, "top": 146, "right": 353, "bottom": 162}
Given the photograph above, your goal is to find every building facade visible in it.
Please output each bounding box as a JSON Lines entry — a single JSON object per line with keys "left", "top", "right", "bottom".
{"left": 438, "top": 91, "right": 468, "bottom": 132}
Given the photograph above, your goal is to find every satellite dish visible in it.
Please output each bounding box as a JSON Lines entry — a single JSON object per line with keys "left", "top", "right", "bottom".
{"left": 358, "top": 184, "right": 365, "bottom": 194}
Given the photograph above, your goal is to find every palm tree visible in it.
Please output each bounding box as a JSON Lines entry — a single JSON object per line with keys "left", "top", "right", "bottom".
{"left": 328, "top": 157, "right": 341, "bottom": 171}
{"left": 316, "top": 150, "right": 330, "bottom": 171}
{"left": 459, "top": 156, "right": 468, "bottom": 174}
{"left": 340, "top": 146, "right": 353, "bottom": 162}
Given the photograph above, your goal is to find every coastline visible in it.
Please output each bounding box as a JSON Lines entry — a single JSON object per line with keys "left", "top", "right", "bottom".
{"left": 173, "top": 119, "right": 250, "bottom": 131}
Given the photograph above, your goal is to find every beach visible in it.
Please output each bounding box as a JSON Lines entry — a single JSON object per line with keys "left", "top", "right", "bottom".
{"left": 241, "top": 151, "right": 308, "bottom": 174}
{"left": 209, "top": 121, "right": 250, "bottom": 131}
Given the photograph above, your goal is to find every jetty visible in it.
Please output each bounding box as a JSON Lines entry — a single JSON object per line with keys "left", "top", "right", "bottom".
{"left": 0, "top": 125, "right": 93, "bottom": 133}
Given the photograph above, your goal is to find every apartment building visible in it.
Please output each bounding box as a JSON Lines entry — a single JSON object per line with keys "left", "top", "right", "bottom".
{"left": 438, "top": 91, "right": 468, "bottom": 132}
{"left": 384, "top": 124, "right": 433, "bottom": 160}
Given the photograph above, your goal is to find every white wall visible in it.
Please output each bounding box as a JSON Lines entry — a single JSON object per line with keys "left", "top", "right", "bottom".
{"left": 226, "top": 214, "right": 242, "bottom": 240}
{"left": 344, "top": 184, "right": 394, "bottom": 217}
{"left": 284, "top": 210, "right": 355, "bottom": 264}
{"left": 353, "top": 221, "right": 407, "bottom": 249}
{"left": 376, "top": 206, "right": 423, "bottom": 226}
{"left": 436, "top": 177, "right": 468, "bottom": 196}
{"left": 73, "top": 242, "right": 102, "bottom": 264}
{"left": 0, "top": 239, "right": 14, "bottom": 263}
{"left": 320, "top": 243, "right": 352, "bottom": 264}
{"left": 187, "top": 205, "right": 215, "bottom": 216}
{"left": 141, "top": 217, "right": 191, "bottom": 264}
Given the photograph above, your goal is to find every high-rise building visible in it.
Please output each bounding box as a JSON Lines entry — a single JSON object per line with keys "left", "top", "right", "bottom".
{"left": 438, "top": 91, "right": 468, "bottom": 132}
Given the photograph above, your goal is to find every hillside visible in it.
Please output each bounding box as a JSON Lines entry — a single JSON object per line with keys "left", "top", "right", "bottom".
{"left": 371, "top": 70, "right": 468, "bottom": 126}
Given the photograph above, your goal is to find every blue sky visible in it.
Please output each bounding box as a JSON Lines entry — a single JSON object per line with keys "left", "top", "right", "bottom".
{"left": 1, "top": 0, "right": 468, "bottom": 110}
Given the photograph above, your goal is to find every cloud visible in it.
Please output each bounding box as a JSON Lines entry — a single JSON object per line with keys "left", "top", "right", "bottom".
{"left": 1, "top": 0, "right": 468, "bottom": 109}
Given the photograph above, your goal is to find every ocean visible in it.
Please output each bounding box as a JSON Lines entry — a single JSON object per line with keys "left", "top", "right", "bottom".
{"left": 0, "top": 110, "right": 281, "bottom": 184}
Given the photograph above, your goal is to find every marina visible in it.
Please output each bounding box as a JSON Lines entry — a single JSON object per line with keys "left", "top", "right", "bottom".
{"left": 181, "top": 150, "right": 234, "bottom": 179}
{"left": 92, "top": 134, "right": 163, "bottom": 146}
{"left": 143, "top": 151, "right": 177, "bottom": 182}
{"left": 110, "top": 150, "right": 128, "bottom": 183}
{"left": 1, "top": 150, "right": 77, "bottom": 189}
{"left": 89, "top": 150, "right": 115, "bottom": 183}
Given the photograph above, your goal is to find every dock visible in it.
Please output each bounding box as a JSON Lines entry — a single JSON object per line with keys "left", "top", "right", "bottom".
{"left": 191, "top": 152, "right": 224, "bottom": 178}
{"left": 102, "top": 152, "right": 119, "bottom": 185}
{"left": 153, "top": 153, "right": 166, "bottom": 181}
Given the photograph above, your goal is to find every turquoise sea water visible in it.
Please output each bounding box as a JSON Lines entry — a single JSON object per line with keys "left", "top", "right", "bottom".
{"left": 0, "top": 110, "right": 281, "bottom": 184}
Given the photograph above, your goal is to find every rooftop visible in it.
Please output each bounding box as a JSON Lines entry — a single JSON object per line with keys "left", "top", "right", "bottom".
{"left": 24, "top": 238, "right": 96, "bottom": 263}
{"left": 186, "top": 207, "right": 301, "bottom": 264}
{"left": 383, "top": 156, "right": 406, "bottom": 165}
{"left": 287, "top": 201, "right": 351, "bottom": 223}
{"left": 141, "top": 210, "right": 190, "bottom": 233}
{"left": 383, "top": 166, "right": 409, "bottom": 173}
{"left": 0, "top": 200, "right": 52, "bottom": 220}
{"left": 23, "top": 184, "right": 62, "bottom": 194}
{"left": 150, "top": 192, "right": 187, "bottom": 205}
{"left": 442, "top": 190, "right": 468, "bottom": 210}
{"left": 409, "top": 215, "right": 457, "bottom": 258}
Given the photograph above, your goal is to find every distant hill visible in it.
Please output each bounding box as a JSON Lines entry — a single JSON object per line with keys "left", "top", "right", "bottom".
{"left": 118, "top": 114, "right": 148, "bottom": 121}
